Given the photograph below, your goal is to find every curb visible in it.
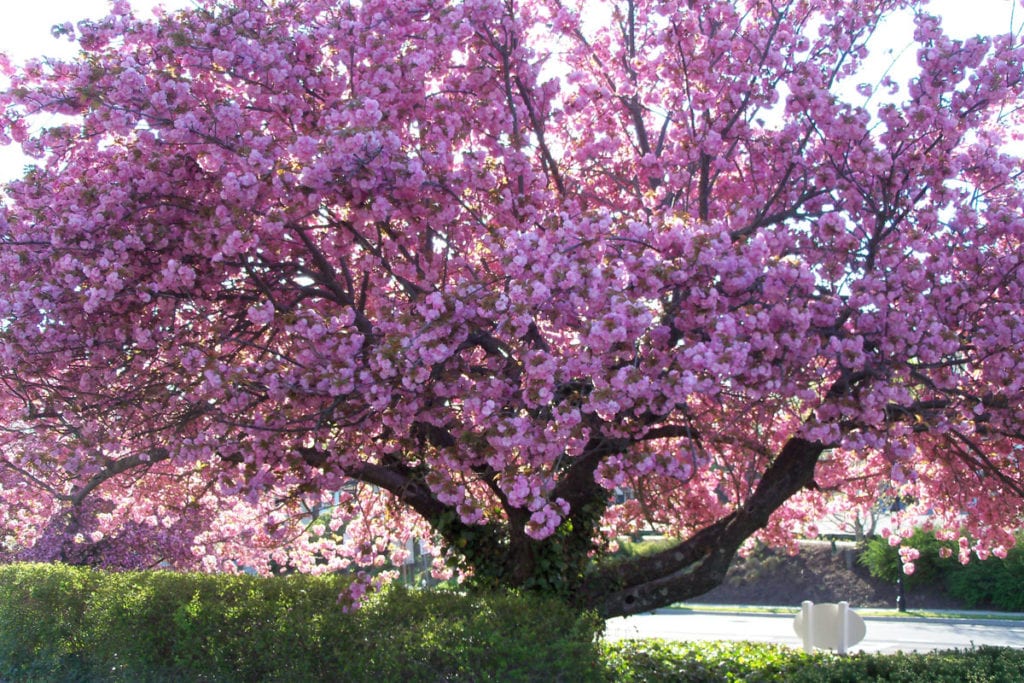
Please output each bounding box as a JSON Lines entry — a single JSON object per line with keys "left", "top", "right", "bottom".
{"left": 651, "top": 604, "right": 1024, "bottom": 625}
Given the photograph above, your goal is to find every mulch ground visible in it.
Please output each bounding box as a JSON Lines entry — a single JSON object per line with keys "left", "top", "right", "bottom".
{"left": 687, "top": 540, "right": 966, "bottom": 611}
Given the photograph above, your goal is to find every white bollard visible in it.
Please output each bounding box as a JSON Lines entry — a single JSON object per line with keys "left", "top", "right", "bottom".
{"left": 837, "top": 601, "right": 850, "bottom": 655}
{"left": 801, "top": 600, "right": 814, "bottom": 653}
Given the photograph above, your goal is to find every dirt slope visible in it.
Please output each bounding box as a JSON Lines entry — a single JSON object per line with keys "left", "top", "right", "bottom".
{"left": 687, "top": 541, "right": 966, "bottom": 610}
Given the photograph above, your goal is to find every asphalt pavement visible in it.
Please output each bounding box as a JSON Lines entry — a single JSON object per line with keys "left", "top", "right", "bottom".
{"left": 605, "top": 607, "right": 1024, "bottom": 654}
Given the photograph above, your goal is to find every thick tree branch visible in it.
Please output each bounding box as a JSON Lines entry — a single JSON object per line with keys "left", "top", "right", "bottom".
{"left": 946, "top": 430, "right": 1024, "bottom": 499}
{"left": 69, "top": 447, "right": 171, "bottom": 507}
{"left": 289, "top": 224, "right": 375, "bottom": 337}
{"left": 578, "top": 436, "right": 825, "bottom": 617}
{"left": 344, "top": 460, "right": 452, "bottom": 521}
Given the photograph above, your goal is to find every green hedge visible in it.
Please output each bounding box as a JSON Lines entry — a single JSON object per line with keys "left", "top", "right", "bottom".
{"left": 859, "top": 530, "right": 1024, "bottom": 611}
{"left": 602, "top": 640, "right": 1024, "bottom": 682}
{"left": 0, "top": 561, "right": 95, "bottom": 680}
{"left": 944, "top": 548, "right": 1024, "bottom": 612}
{"left": 6, "top": 563, "right": 1024, "bottom": 682}
{"left": 858, "top": 529, "right": 957, "bottom": 589}
{"left": 601, "top": 639, "right": 810, "bottom": 682}
{"left": 0, "top": 563, "right": 604, "bottom": 682}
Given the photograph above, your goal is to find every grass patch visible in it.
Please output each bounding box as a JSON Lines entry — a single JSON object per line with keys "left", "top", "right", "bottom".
{"left": 668, "top": 603, "right": 1024, "bottom": 621}
{"left": 667, "top": 604, "right": 800, "bottom": 615}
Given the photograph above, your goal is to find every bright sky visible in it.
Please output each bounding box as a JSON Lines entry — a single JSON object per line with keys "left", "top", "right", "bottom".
{"left": 0, "top": 0, "right": 1019, "bottom": 182}
{"left": 1, "top": 1, "right": 194, "bottom": 62}
{"left": 0, "top": 0, "right": 193, "bottom": 179}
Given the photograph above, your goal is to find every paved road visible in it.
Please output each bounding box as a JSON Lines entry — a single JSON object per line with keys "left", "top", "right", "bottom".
{"left": 605, "top": 609, "right": 1024, "bottom": 654}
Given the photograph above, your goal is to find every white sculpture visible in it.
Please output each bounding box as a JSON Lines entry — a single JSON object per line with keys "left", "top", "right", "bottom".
{"left": 792, "top": 601, "right": 866, "bottom": 654}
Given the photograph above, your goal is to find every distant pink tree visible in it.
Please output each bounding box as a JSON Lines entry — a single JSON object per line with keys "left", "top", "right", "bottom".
{"left": 1, "top": 0, "right": 1022, "bottom": 617}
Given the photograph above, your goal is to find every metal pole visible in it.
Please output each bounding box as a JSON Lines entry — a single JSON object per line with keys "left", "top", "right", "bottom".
{"left": 890, "top": 496, "right": 908, "bottom": 613}
{"left": 896, "top": 573, "right": 907, "bottom": 612}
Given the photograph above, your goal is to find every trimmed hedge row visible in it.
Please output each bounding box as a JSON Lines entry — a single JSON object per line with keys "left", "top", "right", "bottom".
{"left": 602, "top": 640, "right": 1024, "bottom": 682}
{"left": 4, "top": 563, "right": 1024, "bottom": 682}
{"left": 0, "top": 563, "right": 604, "bottom": 682}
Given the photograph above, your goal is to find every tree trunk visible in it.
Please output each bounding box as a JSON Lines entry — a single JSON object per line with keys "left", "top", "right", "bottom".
{"left": 334, "top": 434, "right": 826, "bottom": 619}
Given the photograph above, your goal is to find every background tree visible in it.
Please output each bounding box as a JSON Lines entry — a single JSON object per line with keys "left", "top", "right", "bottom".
{"left": 1, "top": 0, "right": 1022, "bottom": 618}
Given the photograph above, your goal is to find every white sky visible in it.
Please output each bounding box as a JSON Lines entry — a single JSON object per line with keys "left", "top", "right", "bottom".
{"left": 1, "top": 0, "right": 194, "bottom": 62}
{"left": 0, "top": 0, "right": 1019, "bottom": 182}
{"left": 0, "top": 0, "right": 192, "bottom": 179}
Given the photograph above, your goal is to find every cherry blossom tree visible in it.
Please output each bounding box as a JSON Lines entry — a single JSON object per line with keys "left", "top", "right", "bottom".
{"left": 1, "top": 0, "right": 1022, "bottom": 617}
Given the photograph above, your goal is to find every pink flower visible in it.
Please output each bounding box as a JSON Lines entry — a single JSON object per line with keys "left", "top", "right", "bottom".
{"left": 0, "top": 0, "right": 1021, "bottom": 620}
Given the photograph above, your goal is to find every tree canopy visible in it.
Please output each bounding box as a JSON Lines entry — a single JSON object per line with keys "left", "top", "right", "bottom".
{"left": 1, "top": 0, "right": 1022, "bottom": 617}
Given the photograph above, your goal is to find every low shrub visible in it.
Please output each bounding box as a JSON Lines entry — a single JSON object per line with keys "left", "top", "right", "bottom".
{"left": 0, "top": 562, "right": 96, "bottom": 680}
{"left": 602, "top": 641, "right": 1024, "bottom": 682}
{"left": 6, "top": 562, "right": 1024, "bottom": 682}
{"left": 858, "top": 528, "right": 956, "bottom": 588}
{"left": 786, "top": 645, "right": 1024, "bottom": 682}
{"left": 859, "top": 529, "right": 1024, "bottom": 611}
{"left": 945, "top": 548, "right": 1024, "bottom": 612}
{"left": 340, "top": 586, "right": 605, "bottom": 681}
{"left": 84, "top": 569, "right": 356, "bottom": 681}
{"left": 0, "top": 563, "right": 603, "bottom": 682}
{"left": 602, "top": 639, "right": 810, "bottom": 682}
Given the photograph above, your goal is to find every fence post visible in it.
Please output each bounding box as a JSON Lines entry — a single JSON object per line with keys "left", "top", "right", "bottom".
{"left": 801, "top": 600, "right": 814, "bottom": 653}
{"left": 837, "top": 601, "right": 850, "bottom": 655}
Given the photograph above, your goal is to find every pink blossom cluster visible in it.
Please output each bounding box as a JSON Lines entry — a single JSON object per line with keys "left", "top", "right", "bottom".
{"left": 0, "top": 0, "right": 1021, "bottom": 590}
